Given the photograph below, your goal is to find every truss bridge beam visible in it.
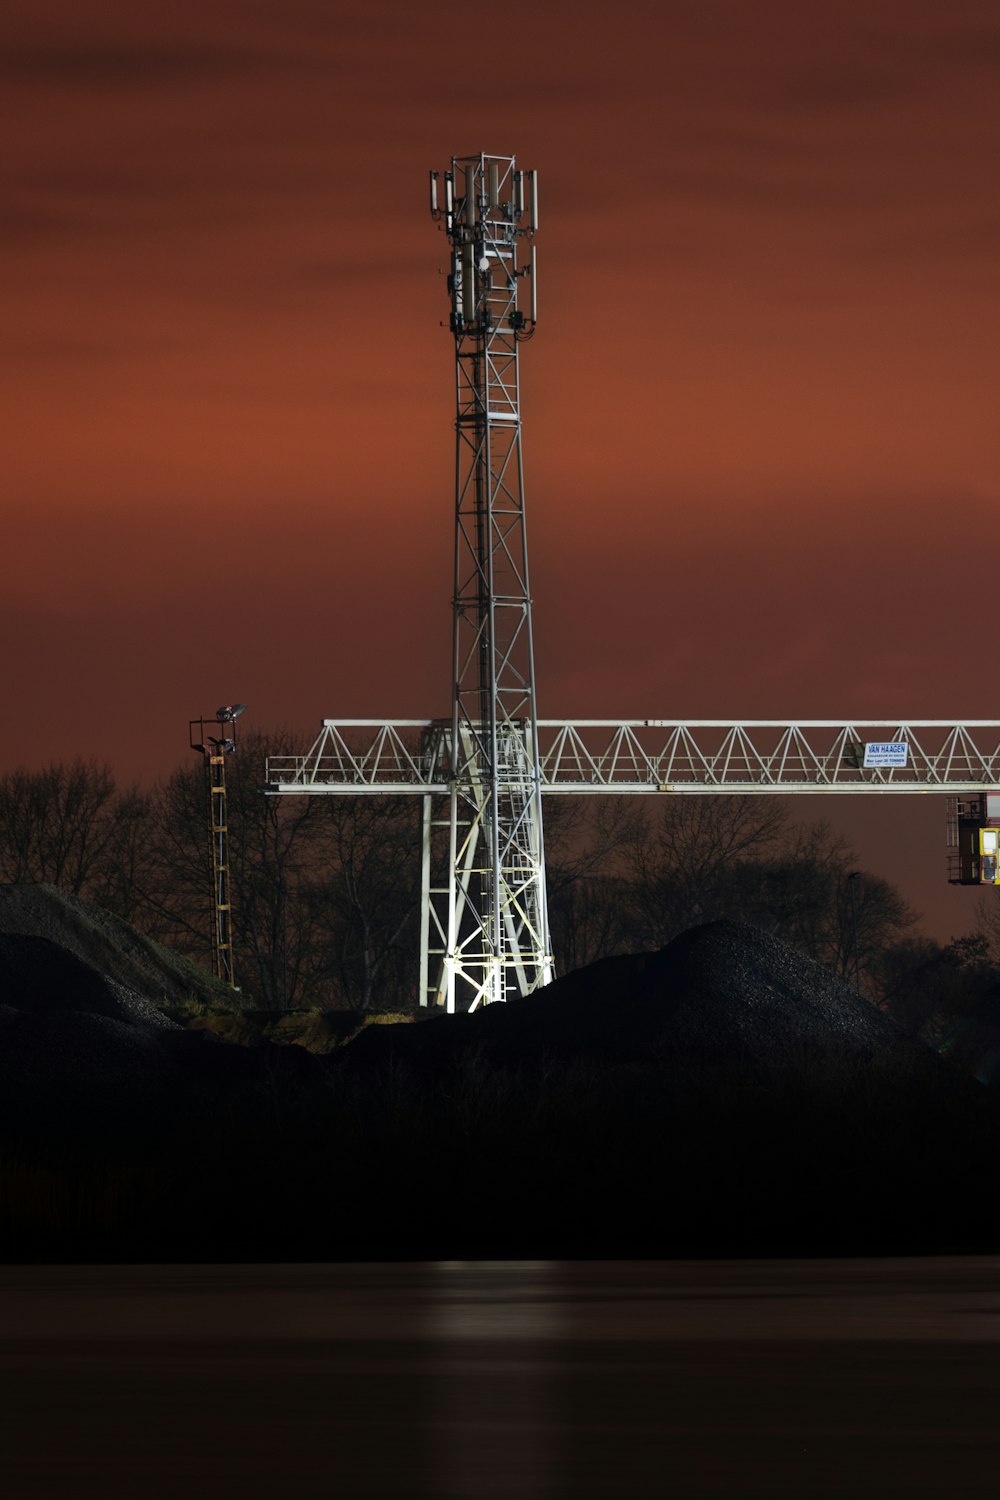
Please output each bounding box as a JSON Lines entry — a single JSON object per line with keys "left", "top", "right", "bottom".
{"left": 268, "top": 720, "right": 1000, "bottom": 797}
{"left": 267, "top": 156, "right": 1000, "bottom": 1014}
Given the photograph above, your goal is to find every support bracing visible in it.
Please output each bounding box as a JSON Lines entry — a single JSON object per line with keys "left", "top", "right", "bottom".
{"left": 264, "top": 152, "right": 1000, "bottom": 1013}
{"left": 428, "top": 152, "right": 551, "bottom": 1010}
{"left": 269, "top": 720, "right": 1000, "bottom": 797}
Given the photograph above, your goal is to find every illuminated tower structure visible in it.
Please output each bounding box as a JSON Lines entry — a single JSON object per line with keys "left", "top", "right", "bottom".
{"left": 428, "top": 152, "right": 552, "bottom": 1011}
{"left": 265, "top": 152, "right": 1000, "bottom": 1009}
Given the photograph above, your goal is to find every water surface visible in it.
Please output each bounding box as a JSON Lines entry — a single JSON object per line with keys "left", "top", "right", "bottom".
{"left": 2, "top": 1258, "right": 999, "bottom": 1497}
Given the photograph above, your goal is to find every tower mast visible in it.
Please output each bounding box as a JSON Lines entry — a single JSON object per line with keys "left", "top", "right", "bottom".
{"left": 190, "top": 703, "right": 247, "bottom": 990}
{"left": 429, "top": 152, "right": 552, "bottom": 1010}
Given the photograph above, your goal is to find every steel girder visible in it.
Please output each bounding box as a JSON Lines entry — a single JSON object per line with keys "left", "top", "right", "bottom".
{"left": 265, "top": 159, "right": 1000, "bottom": 1011}
{"left": 266, "top": 717, "right": 1000, "bottom": 1007}
{"left": 267, "top": 720, "right": 1000, "bottom": 797}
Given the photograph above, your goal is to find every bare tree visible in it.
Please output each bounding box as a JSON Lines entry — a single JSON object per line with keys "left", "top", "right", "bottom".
{"left": 308, "top": 797, "right": 423, "bottom": 1012}
{"left": 0, "top": 759, "right": 148, "bottom": 907}
{"left": 543, "top": 796, "right": 645, "bottom": 971}
{"left": 552, "top": 798, "right": 914, "bottom": 992}
{"left": 704, "top": 820, "right": 915, "bottom": 991}
{"left": 630, "top": 795, "right": 789, "bottom": 946}
{"left": 975, "top": 890, "right": 1000, "bottom": 964}
{"left": 225, "top": 733, "right": 331, "bottom": 1009}
{"left": 137, "top": 729, "right": 330, "bottom": 1008}
{"left": 136, "top": 730, "right": 423, "bottom": 1010}
{"left": 136, "top": 758, "right": 216, "bottom": 958}
{"left": 89, "top": 785, "right": 153, "bottom": 922}
{"left": 547, "top": 872, "right": 640, "bottom": 972}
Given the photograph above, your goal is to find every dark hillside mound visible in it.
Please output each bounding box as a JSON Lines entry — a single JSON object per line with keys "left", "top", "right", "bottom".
{"left": 0, "top": 929, "right": 319, "bottom": 1149}
{"left": 334, "top": 922, "right": 997, "bottom": 1258}
{"left": 1, "top": 916, "right": 998, "bottom": 1261}
{"left": 0, "top": 884, "right": 237, "bottom": 1011}
{"left": 656, "top": 920, "right": 923, "bottom": 1058}
{"left": 0, "top": 933, "right": 179, "bottom": 1029}
{"left": 344, "top": 920, "right": 968, "bottom": 1084}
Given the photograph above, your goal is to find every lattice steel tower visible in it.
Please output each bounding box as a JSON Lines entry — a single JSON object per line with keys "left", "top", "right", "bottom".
{"left": 428, "top": 152, "right": 552, "bottom": 1010}
{"left": 265, "top": 155, "right": 1000, "bottom": 1008}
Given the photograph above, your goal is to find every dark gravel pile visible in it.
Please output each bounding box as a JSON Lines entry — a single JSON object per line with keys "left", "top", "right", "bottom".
{"left": 0, "top": 929, "right": 319, "bottom": 1147}
{"left": 656, "top": 919, "right": 918, "bottom": 1056}
{"left": 0, "top": 932, "right": 179, "bottom": 1030}
{"left": 345, "top": 920, "right": 964, "bottom": 1081}
{"left": 1, "top": 912, "right": 997, "bottom": 1261}
{"left": 328, "top": 921, "right": 999, "bottom": 1259}
{"left": 0, "top": 884, "right": 236, "bottom": 1011}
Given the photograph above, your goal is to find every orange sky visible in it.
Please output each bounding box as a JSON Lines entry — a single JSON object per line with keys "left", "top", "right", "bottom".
{"left": 5, "top": 0, "right": 1000, "bottom": 939}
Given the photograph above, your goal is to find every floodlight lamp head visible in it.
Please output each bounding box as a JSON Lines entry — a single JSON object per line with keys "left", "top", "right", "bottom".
{"left": 216, "top": 703, "right": 247, "bottom": 723}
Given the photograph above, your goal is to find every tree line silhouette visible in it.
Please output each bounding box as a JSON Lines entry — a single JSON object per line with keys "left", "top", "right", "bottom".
{"left": 2, "top": 730, "right": 999, "bottom": 1051}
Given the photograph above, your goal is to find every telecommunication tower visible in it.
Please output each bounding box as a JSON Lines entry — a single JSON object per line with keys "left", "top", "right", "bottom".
{"left": 190, "top": 704, "right": 246, "bottom": 989}
{"left": 265, "top": 154, "right": 1000, "bottom": 1010}
{"left": 427, "top": 152, "right": 552, "bottom": 1011}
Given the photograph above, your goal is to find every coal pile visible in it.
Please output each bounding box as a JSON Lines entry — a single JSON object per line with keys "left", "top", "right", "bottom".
{"left": 346, "top": 920, "right": 946, "bottom": 1073}
{"left": 1, "top": 907, "right": 998, "bottom": 1262}
{"left": 0, "top": 884, "right": 235, "bottom": 1012}
{"left": 337, "top": 922, "right": 998, "bottom": 1259}
{"left": 0, "top": 931, "right": 178, "bottom": 1030}
{"left": 0, "top": 932, "right": 319, "bottom": 1141}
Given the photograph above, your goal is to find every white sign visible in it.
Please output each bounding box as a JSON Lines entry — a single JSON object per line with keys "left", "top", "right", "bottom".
{"left": 863, "top": 741, "right": 909, "bottom": 768}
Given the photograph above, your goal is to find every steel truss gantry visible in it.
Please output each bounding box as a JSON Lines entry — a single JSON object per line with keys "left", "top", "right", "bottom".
{"left": 264, "top": 150, "right": 1000, "bottom": 1011}
{"left": 267, "top": 717, "right": 1000, "bottom": 1005}
{"left": 268, "top": 719, "right": 1000, "bottom": 798}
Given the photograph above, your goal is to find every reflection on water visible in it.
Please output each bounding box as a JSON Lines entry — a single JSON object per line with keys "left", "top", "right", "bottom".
{"left": 1, "top": 1259, "right": 999, "bottom": 1497}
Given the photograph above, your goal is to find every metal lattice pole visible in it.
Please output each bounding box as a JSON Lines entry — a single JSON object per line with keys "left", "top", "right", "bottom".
{"left": 191, "top": 704, "right": 246, "bottom": 990}
{"left": 207, "top": 750, "right": 235, "bottom": 986}
{"left": 429, "top": 153, "right": 553, "bottom": 1011}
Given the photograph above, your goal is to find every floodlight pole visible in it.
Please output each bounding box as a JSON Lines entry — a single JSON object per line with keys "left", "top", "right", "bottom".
{"left": 429, "top": 152, "right": 552, "bottom": 1011}
{"left": 190, "top": 705, "right": 246, "bottom": 990}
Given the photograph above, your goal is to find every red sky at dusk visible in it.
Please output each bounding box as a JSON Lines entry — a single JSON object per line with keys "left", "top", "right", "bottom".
{"left": 5, "top": 0, "right": 1000, "bottom": 941}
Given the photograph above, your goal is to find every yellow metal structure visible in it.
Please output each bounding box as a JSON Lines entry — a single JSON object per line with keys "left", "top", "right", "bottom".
{"left": 207, "top": 750, "right": 235, "bottom": 985}
{"left": 190, "top": 704, "right": 246, "bottom": 989}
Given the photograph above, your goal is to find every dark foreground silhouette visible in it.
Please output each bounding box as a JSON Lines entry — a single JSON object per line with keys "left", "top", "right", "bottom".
{"left": 1, "top": 897, "right": 997, "bottom": 1261}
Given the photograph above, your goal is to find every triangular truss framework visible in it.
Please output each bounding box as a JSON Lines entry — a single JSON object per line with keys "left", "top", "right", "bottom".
{"left": 267, "top": 716, "right": 1000, "bottom": 1007}
{"left": 265, "top": 150, "right": 1000, "bottom": 1011}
